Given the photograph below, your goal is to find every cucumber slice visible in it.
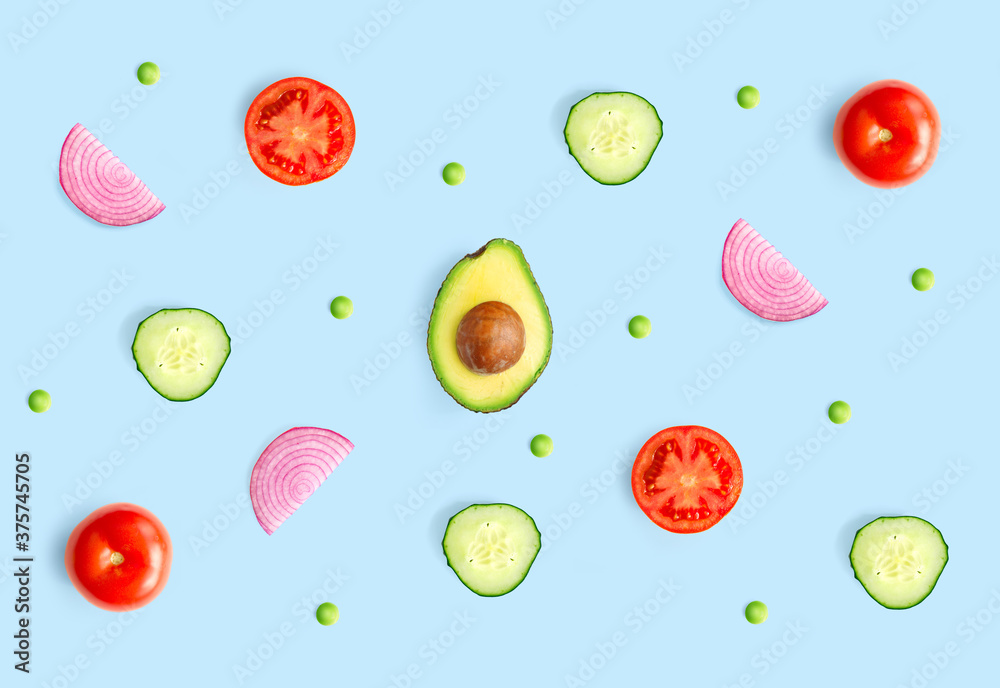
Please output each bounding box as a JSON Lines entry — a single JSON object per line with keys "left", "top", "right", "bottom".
{"left": 564, "top": 92, "right": 663, "bottom": 185}
{"left": 442, "top": 504, "right": 541, "bottom": 597}
{"left": 849, "top": 516, "right": 948, "bottom": 609}
{"left": 132, "top": 308, "right": 231, "bottom": 401}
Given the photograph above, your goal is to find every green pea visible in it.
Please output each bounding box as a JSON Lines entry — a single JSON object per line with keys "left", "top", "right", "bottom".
{"left": 745, "top": 600, "right": 768, "bottom": 624}
{"left": 911, "top": 268, "right": 935, "bottom": 292}
{"left": 628, "top": 315, "right": 651, "bottom": 339}
{"left": 28, "top": 390, "right": 51, "bottom": 413}
{"left": 737, "top": 86, "right": 760, "bottom": 110}
{"left": 136, "top": 62, "right": 160, "bottom": 86}
{"left": 316, "top": 602, "right": 340, "bottom": 626}
{"left": 442, "top": 162, "right": 465, "bottom": 186}
{"left": 330, "top": 296, "right": 354, "bottom": 320}
{"left": 530, "top": 434, "right": 553, "bottom": 458}
{"left": 828, "top": 400, "right": 851, "bottom": 424}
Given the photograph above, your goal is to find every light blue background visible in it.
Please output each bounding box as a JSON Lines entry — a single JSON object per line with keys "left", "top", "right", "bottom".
{"left": 3, "top": 0, "right": 998, "bottom": 686}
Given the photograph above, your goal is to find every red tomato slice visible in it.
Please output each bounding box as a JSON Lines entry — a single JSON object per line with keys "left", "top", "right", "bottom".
{"left": 833, "top": 79, "right": 940, "bottom": 188}
{"left": 64, "top": 503, "right": 172, "bottom": 611}
{"left": 244, "top": 77, "right": 356, "bottom": 186}
{"left": 631, "top": 426, "right": 743, "bottom": 534}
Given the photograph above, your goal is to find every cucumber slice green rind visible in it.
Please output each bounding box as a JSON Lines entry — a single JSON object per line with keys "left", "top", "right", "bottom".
{"left": 849, "top": 516, "right": 948, "bottom": 610}
{"left": 131, "top": 308, "right": 231, "bottom": 402}
{"left": 564, "top": 92, "right": 663, "bottom": 185}
{"left": 442, "top": 503, "right": 541, "bottom": 597}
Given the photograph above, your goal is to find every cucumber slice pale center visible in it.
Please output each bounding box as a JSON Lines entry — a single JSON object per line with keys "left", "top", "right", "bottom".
{"left": 155, "top": 326, "right": 208, "bottom": 375}
{"left": 870, "top": 534, "right": 924, "bottom": 582}
{"left": 466, "top": 522, "right": 517, "bottom": 569}
{"left": 589, "top": 111, "right": 638, "bottom": 158}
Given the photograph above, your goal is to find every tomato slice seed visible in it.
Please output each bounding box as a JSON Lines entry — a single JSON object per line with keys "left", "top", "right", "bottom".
{"left": 642, "top": 440, "right": 678, "bottom": 496}
{"left": 660, "top": 499, "right": 712, "bottom": 521}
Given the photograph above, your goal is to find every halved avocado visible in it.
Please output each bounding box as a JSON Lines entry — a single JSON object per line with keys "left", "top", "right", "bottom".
{"left": 428, "top": 239, "right": 552, "bottom": 412}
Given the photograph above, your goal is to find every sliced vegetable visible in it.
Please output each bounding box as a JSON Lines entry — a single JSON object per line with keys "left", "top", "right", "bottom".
{"left": 132, "top": 309, "right": 231, "bottom": 401}
{"left": 59, "top": 124, "right": 165, "bottom": 226}
{"left": 631, "top": 426, "right": 743, "bottom": 534}
{"left": 564, "top": 92, "right": 662, "bottom": 185}
{"left": 427, "top": 239, "right": 552, "bottom": 413}
{"left": 722, "top": 219, "right": 828, "bottom": 322}
{"left": 244, "top": 77, "right": 355, "bottom": 186}
{"left": 442, "top": 504, "right": 541, "bottom": 596}
{"left": 850, "top": 516, "right": 948, "bottom": 609}
{"left": 250, "top": 427, "right": 354, "bottom": 535}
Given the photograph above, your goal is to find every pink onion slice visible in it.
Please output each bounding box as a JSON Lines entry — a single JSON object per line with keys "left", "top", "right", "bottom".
{"left": 58, "top": 123, "right": 165, "bottom": 226}
{"left": 721, "top": 219, "right": 828, "bottom": 322}
{"left": 250, "top": 427, "right": 354, "bottom": 535}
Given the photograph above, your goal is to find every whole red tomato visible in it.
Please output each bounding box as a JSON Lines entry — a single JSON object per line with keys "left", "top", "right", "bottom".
{"left": 833, "top": 79, "right": 940, "bottom": 188}
{"left": 64, "top": 503, "right": 172, "bottom": 611}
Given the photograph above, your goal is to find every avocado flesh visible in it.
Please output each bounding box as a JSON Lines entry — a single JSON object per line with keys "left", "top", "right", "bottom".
{"left": 428, "top": 239, "right": 552, "bottom": 412}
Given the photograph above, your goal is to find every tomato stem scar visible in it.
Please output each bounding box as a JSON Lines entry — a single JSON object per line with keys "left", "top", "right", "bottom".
{"left": 878, "top": 128, "right": 893, "bottom": 142}
{"left": 110, "top": 552, "right": 124, "bottom": 566}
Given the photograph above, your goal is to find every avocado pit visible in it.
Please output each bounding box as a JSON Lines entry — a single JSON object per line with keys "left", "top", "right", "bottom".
{"left": 456, "top": 301, "right": 525, "bottom": 375}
